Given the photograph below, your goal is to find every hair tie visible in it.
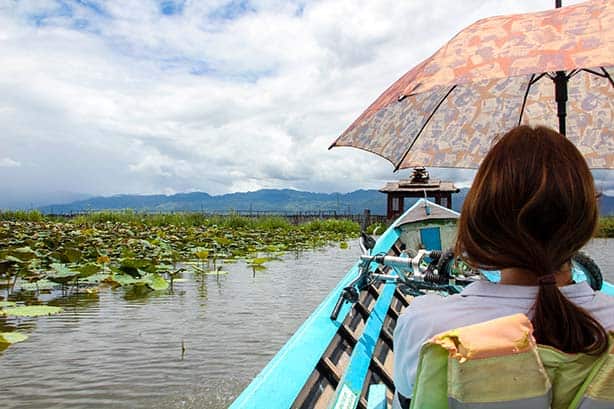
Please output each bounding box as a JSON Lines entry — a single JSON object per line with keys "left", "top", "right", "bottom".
{"left": 538, "top": 273, "right": 557, "bottom": 286}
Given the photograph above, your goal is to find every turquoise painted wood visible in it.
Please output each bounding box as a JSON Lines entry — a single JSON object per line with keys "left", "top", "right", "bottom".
{"left": 229, "top": 219, "right": 402, "bottom": 409}
{"left": 367, "top": 384, "right": 388, "bottom": 409}
{"left": 328, "top": 279, "right": 397, "bottom": 409}
{"left": 602, "top": 280, "right": 614, "bottom": 295}
{"left": 419, "top": 227, "right": 441, "bottom": 250}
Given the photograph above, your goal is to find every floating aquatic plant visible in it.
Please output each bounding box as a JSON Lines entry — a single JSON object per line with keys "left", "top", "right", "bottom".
{"left": 1, "top": 305, "right": 63, "bottom": 317}
{"left": 0, "top": 332, "right": 28, "bottom": 344}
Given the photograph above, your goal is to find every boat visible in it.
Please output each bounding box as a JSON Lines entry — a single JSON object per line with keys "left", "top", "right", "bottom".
{"left": 229, "top": 199, "right": 613, "bottom": 409}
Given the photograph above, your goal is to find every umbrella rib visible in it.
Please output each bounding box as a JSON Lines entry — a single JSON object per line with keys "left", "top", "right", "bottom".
{"left": 576, "top": 68, "right": 613, "bottom": 88}
{"left": 566, "top": 69, "right": 580, "bottom": 79}
{"left": 393, "top": 85, "right": 457, "bottom": 172}
{"left": 599, "top": 67, "right": 614, "bottom": 88}
{"left": 518, "top": 74, "right": 536, "bottom": 126}
{"left": 581, "top": 68, "right": 608, "bottom": 78}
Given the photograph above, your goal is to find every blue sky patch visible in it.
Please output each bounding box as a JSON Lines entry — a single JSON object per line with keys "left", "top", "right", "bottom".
{"left": 190, "top": 61, "right": 215, "bottom": 76}
{"left": 72, "top": 18, "right": 89, "bottom": 29}
{"left": 230, "top": 68, "right": 275, "bottom": 83}
{"left": 25, "top": 0, "right": 109, "bottom": 28}
{"left": 75, "top": 0, "right": 107, "bottom": 17}
{"left": 160, "top": 1, "right": 185, "bottom": 16}
{"left": 210, "top": 0, "right": 255, "bottom": 21}
{"left": 295, "top": 3, "right": 306, "bottom": 17}
{"left": 28, "top": 0, "right": 72, "bottom": 26}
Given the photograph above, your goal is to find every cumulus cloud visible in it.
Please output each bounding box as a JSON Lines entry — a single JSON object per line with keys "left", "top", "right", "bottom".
{"left": 0, "top": 157, "right": 21, "bottom": 168}
{"left": 0, "top": 0, "right": 607, "bottom": 203}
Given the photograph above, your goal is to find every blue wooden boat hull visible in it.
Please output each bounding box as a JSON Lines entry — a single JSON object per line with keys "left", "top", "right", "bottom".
{"left": 230, "top": 209, "right": 614, "bottom": 409}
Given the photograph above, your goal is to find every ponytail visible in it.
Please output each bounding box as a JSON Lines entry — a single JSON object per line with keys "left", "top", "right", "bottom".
{"left": 532, "top": 281, "right": 608, "bottom": 355}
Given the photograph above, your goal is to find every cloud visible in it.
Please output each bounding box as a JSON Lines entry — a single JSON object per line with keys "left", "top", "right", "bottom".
{"left": 0, "top": 157, "right": 21, "bottom": 168}
{"left": 0, "top": 0, "right": 607, "bottom": 205}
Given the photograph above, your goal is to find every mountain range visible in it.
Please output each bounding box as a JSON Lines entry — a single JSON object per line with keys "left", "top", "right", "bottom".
{"left": 33, "top": 188, "right": 614, "bottom": 216}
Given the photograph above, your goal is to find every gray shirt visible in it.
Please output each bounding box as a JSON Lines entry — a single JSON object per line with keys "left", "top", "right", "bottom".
{"left": 392, "top": 280, "right": 614, "bottom": 403}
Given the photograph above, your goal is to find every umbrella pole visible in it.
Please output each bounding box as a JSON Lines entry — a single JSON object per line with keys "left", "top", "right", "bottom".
{"left": 554, "top": 0, "right": 567, "bottom": 136}
{"left": 554, "top": 71, "right": 568, "bottom": 136}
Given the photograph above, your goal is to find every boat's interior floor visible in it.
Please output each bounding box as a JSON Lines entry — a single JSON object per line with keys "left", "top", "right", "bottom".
{"left": 293, "top": 240, "right": 409, "bottom": 409}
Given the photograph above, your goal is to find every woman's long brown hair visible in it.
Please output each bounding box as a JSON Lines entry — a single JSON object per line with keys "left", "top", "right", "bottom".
{"left": 455, "top": 125, "right": 608, "bottom": 355}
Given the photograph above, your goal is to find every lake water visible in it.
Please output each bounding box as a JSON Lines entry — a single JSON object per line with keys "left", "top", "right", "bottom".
{"left": 0, "top": 239, "right": 612, "bottom": 409}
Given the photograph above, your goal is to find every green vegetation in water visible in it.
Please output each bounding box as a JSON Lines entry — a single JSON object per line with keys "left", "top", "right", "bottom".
{"left": 597, "top": 217, "right": 614, "bottom": 238}
{"left": 365, "top": 221, "right": 390, "bottom": 235}
{"left": 0, "top": 332, "right": 28, "bottom": 345}
{"left": 0, "top": 305, "right": 64, "bottom": 317}
{"left": 0, "top": 210, "right": 360, "bottom": 348}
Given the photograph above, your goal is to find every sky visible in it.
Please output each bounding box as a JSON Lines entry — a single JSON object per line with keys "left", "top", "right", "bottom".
{"left": 0, "top": 0, "right": 610, "bottom": 207}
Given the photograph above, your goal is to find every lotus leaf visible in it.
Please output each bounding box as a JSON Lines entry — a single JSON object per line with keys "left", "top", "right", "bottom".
{"left": 248, "top": 257, "right": 269, "bottom": 266}
{"left": 0, "top": 301, "right": 16, "bottom": 308}
{"left": 106, "top": 273, "right": 139, "bottom": 287}
{"left": 61, "top": 248, "right": 82, "bottom": 263}
{"left": 80, "top": 273, "right": 110, "bottom": 284}
{"left": 205, "top": 270, "right": 229, "bottom": 275}
{"left": 1, "top": 305, "right": 63, "bottom": 317}
{"left": 48, "top": 263, "right": 80, "bottom": 284}
{"left": 119, "top": 259, "right": 153, "bottom": 276}
{"left": 4, "top": 256, "right": 24, "bottom": 264}
{"left": 77, "top": 263, "right": 100, "bottom": 278}
{"left": 194, "top": 249, "right": 209, "bottom": 260}
{"left": 12, "top": 247, "right": 36, "bottom": 261}
{"left": 143, "top": 273, "right": 169, "bottom": 291}
{"left": 81, "top": 228, "right": 95, "bottom": 236}
{"left": 339, "top": 242, "right": 349, "bottom": 249}
{"left": 19, "top": 279, "right": 58, "bottom": 291}
{"left": 0, "top": 332, "right": 28, "bottom": 344}
{"left": 216, "top": 237, "right": 231, "bottom": 247}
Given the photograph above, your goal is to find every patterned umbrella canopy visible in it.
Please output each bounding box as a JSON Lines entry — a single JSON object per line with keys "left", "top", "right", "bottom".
{"left": 330, "top": 0, "right": 613, "bottom": 170}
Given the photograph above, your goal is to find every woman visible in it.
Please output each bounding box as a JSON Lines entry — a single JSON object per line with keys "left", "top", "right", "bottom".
{"left": 393, "top": 125, "right": 614, "bottom": 409}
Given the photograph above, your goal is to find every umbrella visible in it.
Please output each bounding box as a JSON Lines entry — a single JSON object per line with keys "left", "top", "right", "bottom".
{"left": 329, "top": 0, "right": 613, "bottom": 170}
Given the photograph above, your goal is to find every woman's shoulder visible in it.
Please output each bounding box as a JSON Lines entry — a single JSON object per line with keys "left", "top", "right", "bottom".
{"left": 594, "top": 289, "right": 614, "bottom": 303}
{"left": 395, "top": 292, "right": 469, "bottom": 340}
{"left": 395, "top": 281, "right": 534, "bottom": 340}
{"left": 400, "top": 280, "right": 504, "bottom": 317}
{"left": 590, "top": 290, "right": 614, "bottom": 331}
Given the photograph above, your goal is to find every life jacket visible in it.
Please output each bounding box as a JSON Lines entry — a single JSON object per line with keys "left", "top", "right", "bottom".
{"left": 409, "top": 314, "right": 614, "bottom": 409}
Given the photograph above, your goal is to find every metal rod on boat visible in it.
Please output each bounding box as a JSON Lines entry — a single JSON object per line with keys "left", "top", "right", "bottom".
{"left": 371, "top": 273, "right": 399, "bottom": 282}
